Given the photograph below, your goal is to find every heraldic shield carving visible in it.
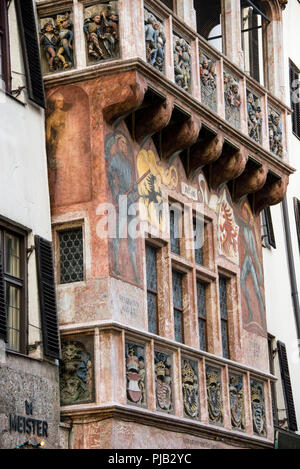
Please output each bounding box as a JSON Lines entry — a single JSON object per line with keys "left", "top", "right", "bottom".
{"left": 59, "top": 338, "right": 93, "bottom": 405}
{"left": 154, "top": 351, "right": 173, "bottom": 413}
{"left": 206, "top": 366, "right": 223, "bottom": 425}
{"left": 251, "top": 380, "right": 267, "bottom": 437}
{"left": 181, "top": 359, "right": 200, "bottom": 419}
{"left": 125, "top": 342, "right": 146, "bottom": 406}
{"left": 229, "top": 374, "right": 245, "bottom": 431}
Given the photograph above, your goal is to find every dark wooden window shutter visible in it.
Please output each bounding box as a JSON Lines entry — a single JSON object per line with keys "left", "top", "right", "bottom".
{"left": 290, "top": 61, "right": 300, "bottom": 138}
{"left": 294, "top": 198, "right": 300, "bottom": 253}
{"left": 0, "top": 247, "right": 7, "bottom": 342}
{"left": 15, "top": 0, "right": 45, "bottom": 108}
{"left": 264, "top": 206, "right": 276, "bottom": 249}
{"left": 277, "top": 341, "right": 298, "bottom": 432}
{"left": 35, "top": 236, "right": 60, "bottom": 359}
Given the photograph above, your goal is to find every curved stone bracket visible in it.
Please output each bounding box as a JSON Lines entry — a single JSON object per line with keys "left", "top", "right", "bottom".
{"left": 135, "top": 98, "right": 174, "bottom": 143}
{"left": 233, "top": 164, "right": 268, "bottom": 202}
{"left": 210, "top": 147, "right": 248, "bottom": 190}
{"left": 253, "top": 174, "right": 289, "bottom": 215}
{"left": 161, "top": 116, "right": 201, "bottom": 161}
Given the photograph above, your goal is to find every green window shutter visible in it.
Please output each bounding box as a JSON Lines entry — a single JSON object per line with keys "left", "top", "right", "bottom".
{"left": 15, "top": 0, "right": 45, "bottom": 108}
{"left": 35, "top": 236, "right": 60, "bottom": 359}
{"left": 277, "top": 341, "right": 298, "bottom": 432}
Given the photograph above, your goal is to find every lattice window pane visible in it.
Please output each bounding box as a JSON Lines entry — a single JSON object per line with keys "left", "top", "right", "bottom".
{"left": 194, "top": 218, "right": 204, "bottom": 265}
{"left": 197, "top": 280, "right": 207, "bottom": 351}
{"left": 147, "top": 292, "right": 157, "bottom": 334}
{"left": 198, "top": 318, "right": 206, "bottom": 352}
{"left": 172, "top": 270, "right": 183, "bottom": 309}
{"left": 174, "top": 309, "right": 183, "bottom": 343}
{"left": 170, "top": 209, "right": 181, "bottom": 255}
{"left": 219, "top": 275, "right": 228, "bottom": 320}
{"left": 146, "top": 244, "right": 157, "bottom": 292}
{"left": 221, "top": 320, "right": 229, "bottom": 359}
{"left": 59, "top": 228, "right": 84, "bottom": 284}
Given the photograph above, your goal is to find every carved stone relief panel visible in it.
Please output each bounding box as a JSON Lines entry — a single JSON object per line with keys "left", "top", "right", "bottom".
{"left": 268, "top": 107, "right": 283, "bottom": 157}
{"left": 229, "top": 373, "right": 245, "bottom": 431}
{"left": 181, "top": 358, "right": 200, "bottom": 419}
{"left": 125, "top": 342, "right": 147, "bottom": 406}
{"left": 199, "top": 52, "right": 217, "bottom": 112}
{"left": 39, "top": 11, "right": 74, "bottom": 75}
{"left": 247, "top": 90, "right": 262, "bottom": 144}
{"left": 154, "top": 350, "right": 173, "bottom": 413}
{"left": 144, "top": 9, "right": 166, "bottom": 73}
{"left": 206, "top": 365, "right": 223, "bottom": 425}
{"left": 250, "top": 379, "right": 267, "bottom": 437}
{"left": 83, "top": 2, "right": 119, "bottom": 64}
{"left": 173, "top": 34, "right": 192, "bottom": 93}
{"left": 224, "top": 71, "right": 241, "bottom": 129}
{"left": 59, "top": 336, "right": 94, "bottom": 406}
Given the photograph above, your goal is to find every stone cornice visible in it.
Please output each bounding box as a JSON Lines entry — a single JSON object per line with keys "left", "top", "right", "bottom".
{"left": 60, "top": 403, "right": 273, "bottom": 449}
{"left": 43, "top": 57, "right": 295, "bottom": 178}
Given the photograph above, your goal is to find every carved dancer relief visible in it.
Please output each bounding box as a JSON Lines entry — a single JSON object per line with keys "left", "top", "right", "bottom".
{"left": 229, "top": 374, "right": 245, "bottom": 431}
{"left": 40, "top": 12, "right": 74, "bottom": 73}
{"left": 199, "top": 52, "right": 217, "bottom": 112}
{"left": 268, "top": 107, "right": 283, "bottom": 157}
{"left": 125, "top": 343, "right": 146, "bottom": 406}
{"left": 59, "top": 339, "right": 93, "bottom": 405}
{"left": 144, "top": 10, "right": 166, "bottom": 73}
{"left": 251, "top": 380, "right": 267, "bottom": 437}
{"left": 206, "top": 366, "right": 223, "bottom": 425}
{"left": 154, "top": 351, "right": 173, "bottom": 413}
{"left": 84, "top": 2, "right": 119, "bottom": 63}
{"left": 181, "top": 359, "right": 200, "bottom": 419}
{"left": 247, "top": 91, "right": 262, "bottom": 144}
{"left": 173, "top": 34, "right": 192, "bottom": 93}
{"left": 224, "top": 71, "right": 241, "bottom": 129}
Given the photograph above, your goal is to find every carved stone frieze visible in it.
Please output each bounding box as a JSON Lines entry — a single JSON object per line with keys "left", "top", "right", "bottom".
{"left": 173, "top": 34, "right": 192, "bottom": 93}
{"left": 268, "top": 107, "right": 283, "bottom": 157}
{"left": 247, "top": 90, "right": 262, "bottom": 144}
{"left": 229, "top": 374, "right": 245, "bottom": 431}
{"left": 39, "top": 11, "right": 74, "bottom": 74}
{"left": 59, "top": 338, "right": 93, "bottom": 406}
{"left": 154, "top": 351, "right": 173, "bottom": 413}
{"left": 199, "top": 52, "right": 217, "bottom": 112}
{"left": 144, "top": 9, "right": 166, "bottom": 73}
{"left": 206, "top": 366, "right": 223, "bottom": 425}
{"left": 250, "top": 380, "right": 267, "bottom": 437}
{"left": 83, "top": 2, "right": 119, "bottom": 64}
{"left": 181, "top": 358, "right": 200, "bottom": 419}
{"left": 125, "top": 342, "right": 146, "bottom": 406}
{"left": 224, "top": 71, "right": 241, "bottom": 129}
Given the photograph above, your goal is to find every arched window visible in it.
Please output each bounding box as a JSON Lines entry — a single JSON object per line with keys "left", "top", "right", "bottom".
{"left": 194, "top": 0, "right": 223, "bottom": 53}
{"left": 240, "top": 0, "right": 271, "bottom": 84}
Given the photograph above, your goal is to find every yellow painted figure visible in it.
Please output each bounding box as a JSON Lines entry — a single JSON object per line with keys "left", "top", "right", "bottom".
{"left": 137, "top": 149, "right": 178, "bottom": 230}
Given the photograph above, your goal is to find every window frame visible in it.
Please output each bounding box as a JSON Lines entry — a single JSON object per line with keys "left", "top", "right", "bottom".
{"left": 218, "top": 273, "right": 230, "bottom": 359}
{"left": 54, "top": 221, "right": 85, "bottom": 286}
{"left": 289, "top": 60, "right": 300, "bottom": 140}
{"left": 0, "top": 221, "right": 27, "bottom": 354}
{"left": 145, "top": 242, "right": 159, "bottom": 335}
{"left": 0, "top": 0, "right": 11, "bottom": 92}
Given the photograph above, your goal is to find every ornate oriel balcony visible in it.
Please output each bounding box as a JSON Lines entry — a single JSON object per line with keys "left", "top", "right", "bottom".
{"left": 36, "top": 0, "right": 294, "bottom": 449}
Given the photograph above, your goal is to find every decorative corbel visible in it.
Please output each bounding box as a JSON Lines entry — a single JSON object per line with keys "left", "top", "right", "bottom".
{"left": 161, "top": 116, "right": 201, "bottom": 160}
{"left": 135, "top": 98, "right": 174, "bottom": 143}
{"left": 102, "top": 73, "right": 148, "bottom": 125}
{"left": 210, "top": 147, "right": 248, "bottom": 190}
{"left": 253, "top": 174, "right": 289, "bottom": 214}
{"left": 233, "top": 164, "right": 268, "bottom": 202}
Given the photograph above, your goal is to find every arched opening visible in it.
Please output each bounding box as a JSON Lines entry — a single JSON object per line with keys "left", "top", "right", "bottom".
{"left": 240, "top": 0, "right": 271, "bottom": 84}
{"left": 194, "top": 0, "right": 223, "bottom": 53}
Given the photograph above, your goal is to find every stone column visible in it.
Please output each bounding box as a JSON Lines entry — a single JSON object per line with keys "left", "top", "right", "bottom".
{"left": 176, "top": 0, "right": 197, "bottom": 31}
{"left": 222, "top": 0, "right": 244, "bottom": 69}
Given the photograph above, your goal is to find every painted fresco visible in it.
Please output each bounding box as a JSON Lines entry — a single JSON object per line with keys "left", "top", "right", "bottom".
{"left": 217, "top": 188, "right": 239, "bottom": 265}
{"left": 104, "top": 124, "right": 141, "bottom": 285}
{"left": 137, "top": 148, "right": 178, "bottom": 231}
{"left": 237, "top": 200, "right": 266, "bottom": 335}
{"left": 46, "top": 86, "right": 92, "bottom": 207}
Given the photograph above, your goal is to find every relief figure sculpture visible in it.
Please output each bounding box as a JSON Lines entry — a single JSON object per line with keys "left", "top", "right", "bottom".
{"left": 145, "top": 10, "right": 166, "bottom": 73}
